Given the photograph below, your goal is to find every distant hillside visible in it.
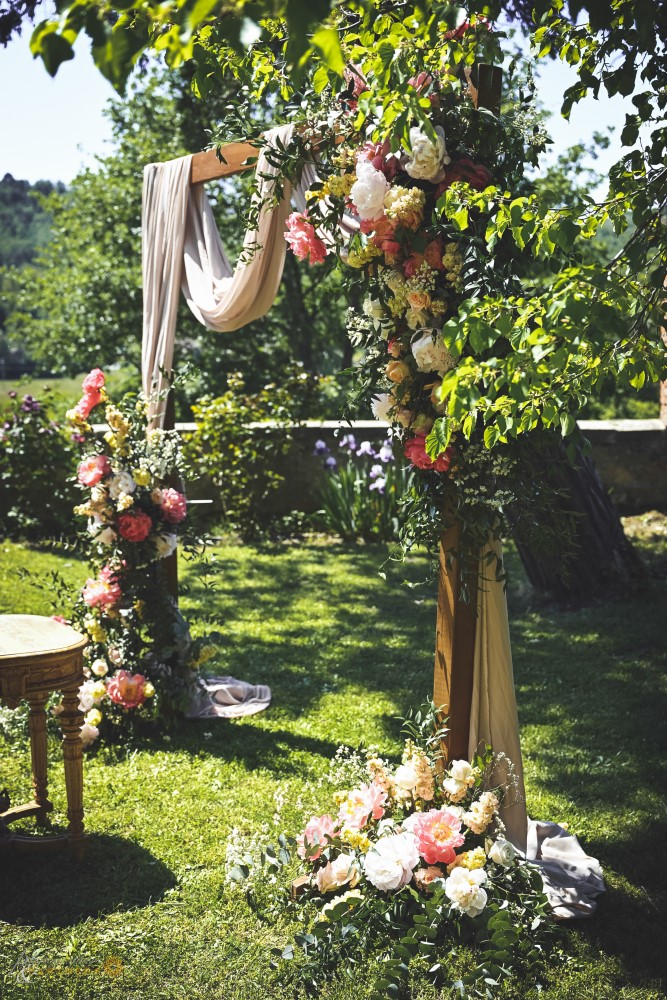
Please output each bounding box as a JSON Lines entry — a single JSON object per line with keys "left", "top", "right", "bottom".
{"left": 0, "top": 173, "right": 66, "bottom": 268}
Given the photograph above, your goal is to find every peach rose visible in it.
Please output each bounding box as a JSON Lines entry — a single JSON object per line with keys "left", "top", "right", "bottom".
{"left": 386, "top": 360, "right": 410, "bottom": 383}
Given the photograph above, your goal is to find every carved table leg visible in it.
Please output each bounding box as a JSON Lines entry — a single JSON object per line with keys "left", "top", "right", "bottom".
{"left": 28, "top": 693, "right": 53, "bottom": 825}
{"left": 58, "top": 683, "right": 87, "bottom": 859}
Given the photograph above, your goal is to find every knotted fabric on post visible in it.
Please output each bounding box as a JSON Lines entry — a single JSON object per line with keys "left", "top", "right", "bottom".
{"left": 141, "top": 123, "right": 357, "bottom": 426}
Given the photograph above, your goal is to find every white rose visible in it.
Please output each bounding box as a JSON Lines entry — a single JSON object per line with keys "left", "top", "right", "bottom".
{"left": 78, "top": 680, "right": 97, "bottom": 713}
{"left": 362, "top": 297, "right": 385, "bottom": 321}
{"left": 411, "top": 330, "right": 457, "bottom": 373}
{"left": 364, "top": 832, "right": 420, "bottom": 892}
{"left": 444, "top": 867, "right": 488, "bottom": 917}
{"left": 394, "top": 762, "right": 420, "bottom": 793}
{"left": 487, "top": 839, "right": 517, "bottom": 868}
{"left": 350, "top": 161, "right": 389, "bottom": 220}
{"left": 91, "top": 658, "right": 108, "bottom": 678}
{"left": 80, "top": 722, "right": 99, "bottom": 748}
{"left": 371, "top": 393, "right": 393, "bottom": 423}
{"left": 404, "top": 125, "right": 450, "bottom": 182}
{"left": 155, "top": 533, "right": 178, "bottom": 559}
{"left": 406, "top": 310, "right": 429, "bottom": 331}
{"left": 316, "top": 853, "right": 360, "bottom": 893}
{"left": 108, "top": 470, "right": 136, "bottom": 500}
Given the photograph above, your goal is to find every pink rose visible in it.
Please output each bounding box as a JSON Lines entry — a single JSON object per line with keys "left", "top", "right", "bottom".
{"left": 107, "top": 670, "right": 148, "bottom": 710}
{"left": 74, "top": 390, "right": 102, "bottom": 421}
{"left": 156, "top": 487, "right": 187, "bottom": 524}
{"left": 82, "top": 565, "right": 122, "bottom": 608}
{"left": 284, "top": 213, "right": 328, "bottom": 265}
{"left": 77, "top": 454, "right": 111, "bottom": 487}
{"left": 412, "top": 808, "right": 465, "bottom": 865}
{"left": 337, "top": 782, "right": 387, "bottom": 831}
{"left": 404, "top": 434, "right": 453, "bottom": 473}
{"left": 82, "top": 369, "right": 105, "bottom": 392}
{"left": 117, "top": 510, "right": 153, "bottom": 543}
{"left": 297, "top": 814, "right": 337, "bottom": 860}
{"left": 403, "top": 252, "right": 425, "bottom": 278}
{"left": 424, "top": 238, "right": 446, "bottom": 271}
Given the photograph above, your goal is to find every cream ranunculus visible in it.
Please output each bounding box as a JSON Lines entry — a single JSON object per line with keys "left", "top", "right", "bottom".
{"left": 404, "top": 125, "right": 450, "bottom": 182}
{"left": 155, "top": 533, "right": 178, "bottom": 559}
{"left": 444, "top": 866, "right": 488, "bottom": 917}
{"left": 487, "top": 838, "right": 517, "bottom": 867}
{"left": 350, "top": 160, "right": 389, "bottom": 220}
{"left": 364, "top": 832, "right": 420, "bottom": 892}
{"left": 91, "top": 658, "right": 108, "bottom": 677}
{"left": 316, "top": 853, "right": 360, "bottom": 893}
{"left": 108, "top": 470, "right": 136, "bottom": 500}
{"left": 411, "top": 329, "right": 457, "bottom": 373}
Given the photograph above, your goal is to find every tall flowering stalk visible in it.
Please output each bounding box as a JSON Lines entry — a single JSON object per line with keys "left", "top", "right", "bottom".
{"left": 62, "top": 370, "right": 217, "bottom": 746}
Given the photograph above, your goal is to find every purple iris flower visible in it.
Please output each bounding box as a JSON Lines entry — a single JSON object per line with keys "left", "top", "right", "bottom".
{"left": 325, "top": 456, "right": 337, "bottom": 470}
{"left": 356, "top": 440, "right": 376, "bottom": 458}
{"left": 369, "top": 463, "right": 384, "bottom": 480}
{"left": 378, "top": 443, "right": 393, "bottom": 463}
{"left": 314, "top": 439, "right": 329, "bottom": 456}
{"left": 21, "top": 394, "right": 40, "bottom": 413}
{"left": 369, "top": 477, "right": 386, "bottom": 494}
{"left": 340, "top": 433, "right": 356, "bottom": 452}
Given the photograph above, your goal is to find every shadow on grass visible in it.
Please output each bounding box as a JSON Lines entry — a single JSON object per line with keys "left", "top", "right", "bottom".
{"left": 0, "top": 834, "right": 176, "bottom": 928}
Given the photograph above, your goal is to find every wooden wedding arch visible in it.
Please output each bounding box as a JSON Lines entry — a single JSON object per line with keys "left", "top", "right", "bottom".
{"left": 162, "top": 64, "right": 502, "bottom": 761}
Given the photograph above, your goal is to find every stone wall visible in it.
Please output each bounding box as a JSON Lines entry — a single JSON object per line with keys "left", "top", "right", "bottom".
{"left": 179, "top": 418, "right": 667, "bottom": 516}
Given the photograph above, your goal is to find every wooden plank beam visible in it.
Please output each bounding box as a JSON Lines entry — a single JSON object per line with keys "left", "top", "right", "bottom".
{"left": 190, "top": 142, "right": 259, "bottom": 185}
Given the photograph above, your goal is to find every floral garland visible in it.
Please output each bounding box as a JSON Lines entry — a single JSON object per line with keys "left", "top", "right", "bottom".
{"left": 59, "top": 370, "right": 218, "bottom": 746}
{"left": 281, "top": 49, "right": 571, "bottom": 579}
{"left": 231, "top": 707, "right": 554, "bottom": 997}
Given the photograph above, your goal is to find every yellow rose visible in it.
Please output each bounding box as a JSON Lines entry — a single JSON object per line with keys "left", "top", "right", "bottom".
{"left": 143, "top": 681, "right": 155, "bottom": 698}
{"left": 85, "top": 708, "right": 103, "bottom": 727}
{"left": 386, "top": 360, "right": 411, "bottom": 383}
{"left": 133, "top": 469, "right": 151, "bottom": 487}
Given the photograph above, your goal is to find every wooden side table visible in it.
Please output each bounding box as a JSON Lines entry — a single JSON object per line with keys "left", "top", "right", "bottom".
{"left": 0, "top": 614, "right": 88, "bottom": 858}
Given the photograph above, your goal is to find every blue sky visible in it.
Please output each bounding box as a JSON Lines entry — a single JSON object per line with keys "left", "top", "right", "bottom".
{"left": 0, "top": 24, "right": 635, "bottom": 186}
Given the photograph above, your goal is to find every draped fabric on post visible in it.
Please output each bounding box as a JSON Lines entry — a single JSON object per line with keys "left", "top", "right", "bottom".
{"left": 141, "top": 123, "right": 358, "bottom": 426}
{"left": 469, "top": 542, "right": 605, "bottom": 918}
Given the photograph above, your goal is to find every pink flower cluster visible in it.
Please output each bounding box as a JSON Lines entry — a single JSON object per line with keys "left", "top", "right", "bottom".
{"left": 284, "top": 213, "right": 328, "bottom": 265}
{"left": 107, "top": 669, "right": 149, "bottom": 709}
{"left": 73, "top": 369, "right": 105, "bottom": 421}
{"left": 404, "top": 434, "right": 453, "bottom": 472}
{"left": 82, "top": 564, "right": 121, "bottom": 608}
{"left": 297, "top": 814, "right": 336, "bottom": 860}
{"left": 337, "top": 782, "right": 387, "bottom": 830}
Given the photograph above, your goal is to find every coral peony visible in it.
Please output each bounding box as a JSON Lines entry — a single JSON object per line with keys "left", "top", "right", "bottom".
{"left": 118, "top": 510, "right": 153, "bottom": 543}
{"left": 297, "top": 814, "right": 337, "bottom": 860}
{"left": 284, "top": 213, "right": 328, "bottom": 265}
{"left": 78, "top": 454, "right": 111, "bottom": 487}
{"left": 412, "top": 808, "right": 465, "bottom": 865}
{"left": 156, "top": 487, "right": 187, "bottom": 524}
{"left": 404, "top": 434, "right": 453, "bottom": 472}
{"left": 107, "top": 669, "right": 149, "bottom": 709}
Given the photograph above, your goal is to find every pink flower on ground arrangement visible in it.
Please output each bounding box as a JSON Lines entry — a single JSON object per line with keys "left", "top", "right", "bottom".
{"left": 107, "top": 670, "right": 149, "bottom": 710}
{"left": 155, "top": 488, "right": 187, "bottom": 524}
{"left": 82, "top": 565, "right": 122, "bottom": 608}
{"left": 284, "top": 213, "right": 328, "bottom": 265}
{"left": 117, "top": 510, "right": 153, "bottom": 543}
{"left": 338, "top": 782, "right": 387, "bottom": 831}
{"left": 412, "top": 808, "right": 465, "bottom": 865}
{"left": 297, "top": 814, "right": 337, "bottom": 860}
{"left": 77, "top": 454, "right": 111, "bottom": 487}
{"left": 404, "top": 434, "right": 453, "bottom": 473}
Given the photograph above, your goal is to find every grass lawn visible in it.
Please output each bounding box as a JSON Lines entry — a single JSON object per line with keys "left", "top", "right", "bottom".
{"left": 0, "top": 371, "right": 135, "bottom": 414}
{"left": 0, "top": 521, "right": 665, "bottom": 999}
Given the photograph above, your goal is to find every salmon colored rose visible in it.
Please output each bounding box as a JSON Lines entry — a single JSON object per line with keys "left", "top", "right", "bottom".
{"left": 118, "top": 510, "right": 153, "bottom": 543}
{"left": 107, "top": 669, "right": 149, "bottom": 709}
{"left": 77, "top": 454, "right": 111, "bottom": 486}
{"left": 404, "top": 434, "right": 453, "bottom": 472}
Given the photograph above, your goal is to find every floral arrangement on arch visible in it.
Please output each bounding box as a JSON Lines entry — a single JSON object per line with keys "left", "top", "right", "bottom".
{"left": 280, "top": 31, "right": 570, "bottom": 575}
{"left": 230, "top": 706, "right": 553, "bottom": 997}
{"left": 59, "top": 369, "right": 218, "bottom": 746}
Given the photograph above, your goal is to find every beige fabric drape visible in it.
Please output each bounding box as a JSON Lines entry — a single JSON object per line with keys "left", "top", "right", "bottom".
{"left": 141, "top": 124, "right": 358, "bottom": 426}
{"left": 470, "top": 543, "right": 605, "bottom": 917}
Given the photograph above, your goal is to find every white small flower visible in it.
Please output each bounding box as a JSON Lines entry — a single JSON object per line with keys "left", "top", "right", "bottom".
{"left": 80, "top": 722, "right": 99, "bottom": 748}
{"left": 91, "top": 658, "right": 108, "bottom": 677}
{"left": 155, "top": 533, "right": 178, "bottom": 559}
{"left": 108, "top": 470, "right": 136, "bottom": 500}
{"left": 364, "top": 832, "right": 420, "bottom": 892}
{"left": 487, "top": 838, "right": 517, "bottom": 867}
{"left": 404, "top": 125, "right": 450, "bottom": 182}
{"left": 371, "top": 393, "right": 393, "bottom": 423}
{"left": 411, "top": 330, "right": 457, "bottom": 373}
{"left": 394, "top": 762, "right": 420, "bottom": 793}
{"left": 350, "top": 160, "right": 389, "bottom": 220}
{"left": 444, "top": 866, "right": 488, "bottom": 917}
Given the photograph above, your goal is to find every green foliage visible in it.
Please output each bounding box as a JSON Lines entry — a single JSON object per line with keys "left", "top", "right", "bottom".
{"left": 0, "top": 386, "right": 77, "bottom": 539}
{"left": 315, "top": 434, "right": 410, "bottom": 543}
{"left": 0, "top": 173, "right": 64, "bottom": 269}
{"left": 184, "top": 367, "right": 322, "bottom": 539}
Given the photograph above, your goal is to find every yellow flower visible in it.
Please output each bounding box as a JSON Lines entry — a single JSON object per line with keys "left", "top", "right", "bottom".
{"left": 104, "top": 431, "right": 118, "bottom": 450}
{"left": 116, "top": 492, "right": 134, "bottom": 511}
{"left": 340, "top": 826, "right": 371, "bottom": 853}
{"left": 384, "top": 186, "right": 425, "bottom": 230}
{"left": 447, "top": 847, "right": 487, "bottom": 874}
{"left": 143, "top": 681, "right": 155, "bottom": 698}
{"left": 133, "top": 468, "right": 151, "bottom": 487}
{"left": 133, "top": 600, "right": 145, "bottom": 619}
{"left": 84, "top": 617, "right": 106, "bottom": 644}
{"left": 85, "top": 708, "right": 103, "bottom": 727}
{"left": 74, "top": 503, "right": 93, "bottom": 517}
{"left": 327, "top": 173, "right": 355, "bottom": 198}
{"left": 346, "top": 244, "right": 382, "bottom": 268}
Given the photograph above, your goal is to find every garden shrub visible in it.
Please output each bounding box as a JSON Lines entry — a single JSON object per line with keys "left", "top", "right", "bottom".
{"left": 0, "top": 387, "right": 77, "bottom": 539}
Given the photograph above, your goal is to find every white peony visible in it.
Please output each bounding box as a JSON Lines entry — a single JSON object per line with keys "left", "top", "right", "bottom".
{"left": 404, "top": 125, "right": 450, "bottom": 182}
{"left": 155, "top": 533, "right": 178, "bottom": 559}
{"left": 444, "top": 866, "right": 488, "bottom": 917}
{"left": 108, "top": 470, "right": 136, "bottom": 500}
{"left": 91, "top": 658, "right": 108, "bottom": 678}
{"left": 394, "top": 762, "right": 420, "bottom": 793}
{"left": 411, "top": 330, "right": 457, "bottom": 373}
{"left": 317, "top": 853, "right": 360, "bottom": 893}
{"left": 487, "top": 838, "right": 517, "bottom": 867}
{"left": 371, "top": 393, "right": 393, "bottom": 423}
{"left": 350, "top": 160, "right": 389, "bottom": 220}
{"left": 364, "top": 832, "right": 420, "bottom": 892}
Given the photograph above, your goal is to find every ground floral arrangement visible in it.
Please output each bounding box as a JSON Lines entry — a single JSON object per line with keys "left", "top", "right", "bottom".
{"left": 51, "top": 370, "right": 218, "bottom": 747}
{"left": 231, "top": 706, "right": 555, "bottom": 998}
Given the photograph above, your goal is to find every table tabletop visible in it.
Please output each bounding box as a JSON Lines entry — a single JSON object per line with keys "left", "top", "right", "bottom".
{"left": 0, "top": 615, "right": 87, "bottom": 660}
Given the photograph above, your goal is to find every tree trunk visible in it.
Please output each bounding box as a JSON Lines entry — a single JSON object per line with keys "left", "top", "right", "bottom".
{"left": 512, "top": 446, "right": 644, "bottom": 605}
